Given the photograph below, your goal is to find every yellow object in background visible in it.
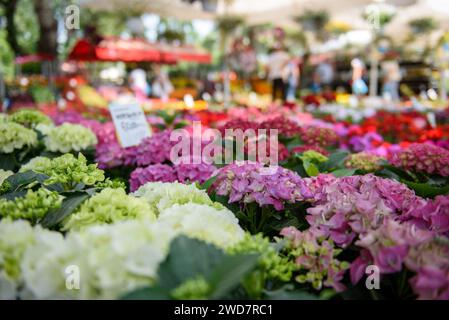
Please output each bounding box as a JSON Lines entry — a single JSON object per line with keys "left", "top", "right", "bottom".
{"left": 77, "top": 85, "right": 109, "bottom": 109}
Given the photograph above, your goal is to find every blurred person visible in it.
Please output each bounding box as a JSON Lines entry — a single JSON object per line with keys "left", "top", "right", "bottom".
{"left": 351, "top": 58, "right": 368, "bottom": 96}
{"left": 129, "top": 67, "right": 150, "bottom": 100}
{"left": 284, "top": 57, "right": 300, "bottom": 102}
{"left": 381, "top": 52, "right": 402, "bottom": 102}
{"left": 152, "top": 66, "right": 174, "bottom": 100}
{"left": 315, "top": 58, "right": 335, "bottom": 89}
{"left": 267, "top": 46, "right": 290, "bottom": 103}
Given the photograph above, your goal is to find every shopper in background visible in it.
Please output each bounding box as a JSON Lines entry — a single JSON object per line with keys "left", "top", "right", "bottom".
{"left": 284, "top": 57, "right": 300, "bottom": 102}
{"left": 381, "top": 52, "right": 402, "bottom": 102}
{"left": 351, "top": 58, "right": 368, "bottom": 96}
{"left": 129, "top": 67, "right": 150, "bottom": 100}
{"left": 267, "top": 46, "right": 290, "bottom": 103}
{"left": 152, "top": 66, "right": 174, "bottom": 100}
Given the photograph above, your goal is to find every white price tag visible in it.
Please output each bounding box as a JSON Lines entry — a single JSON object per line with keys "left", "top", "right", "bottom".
{"left": 109, "top": 103, "right": 152, "bottom": 148}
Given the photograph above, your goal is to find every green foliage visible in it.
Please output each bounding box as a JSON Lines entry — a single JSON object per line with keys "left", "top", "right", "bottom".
{"left": 122, "top": 236, "right": 259, "bottom": 300}
{"left": 409, "top": 17, "right": 439, "bottom": 35}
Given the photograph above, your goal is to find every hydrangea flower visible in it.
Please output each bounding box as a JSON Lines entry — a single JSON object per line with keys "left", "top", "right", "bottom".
{"left": 280, "top": 226, "right": 350, "bottom": 292}
{"left": 0, "top": 220, "right": 36, "bottom": 299}
{"left": 212, "top": 161, "right": 304, "bottom": 210}
{"left": 129, "top": 164, "right": 177, "bottom": 192}
{"left": 170, "top": 276, "right": 210, "bottom": 300}
{"left": 349, "top": 132, "right": 383, "bottom": 152}
{"left": 0, "top": 169, "right": 13, "bottom": 186}
{"left": 0, "top": 188, "right": 63, "bottom": 223}
{"left": 228, "top": 233, "right": 295, "bottom": 282}
{"left": 291, "top": 145, "right": 330, "bottom": 156}
{"left": 303, "top": 174, "right": 424, "bottom": 247}
{"left": 132, "top": 182, "right": 221, "bottom": 215}
{"left": 259, "top": 117, "right": 302, "bottom": 138}
{"left": 301, "top": 126, "right": 338, "bottom": 148}
{"left": 133, "top": 130, "right": 174, "bottom": 166}
{"left": 9, "top": 109, "right": 52, "bottom": 128}
{"left": 355, "top": 218, "right": 433, "bottom": 274}
{"left": 158, "top": 203, "right": 245, "bottom": 249}
{"left": 95, "top": 142, "right": 138, "bottom": 169}
{"left": 44, "top": 123, "right": 97, "bottom": 153}
{"left": 403, "top": 195, "right": 449, "bottom": 236}
{"left": 345, "top": 152, "right": 384, "bottom": 172}
{"left": 389, "top": 143, "right": 449, "bottom": 176}
{"left": 20, "top": 153, "right": 105, "bottom": 188}
{"left": 62, "top": 188, "right": 156, "bottom": 231}
{"left": 175, "top": 162, "right": 217, "bottom": 184}
{"left": 20, "top": 220, "right": 171, "bottom": 299}
{"left": 0, "top": 122, "right": 38, "bottom": 153}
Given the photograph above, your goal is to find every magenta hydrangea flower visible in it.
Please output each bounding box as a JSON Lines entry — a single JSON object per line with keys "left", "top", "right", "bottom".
{"left": 95, "top": 142, "right": 138, "bottom": 169}
{"left": 402, "top": 195, "right": 449, "bottom": 236}
{"left": 212, "top": 161, "right": 304, "bottom": 210}
{"left": 389, "top": 143, "right": 449, "bottom": 177}
{"left": 129, "top": 164, "right": 177, "bottom": 191}
{"left": 302, "top": 174, "right": 424, "bottom": 247}
{"left": 349, "top": 132, "right": 383, "bottom": 152}
{"left": 134, "top": 130, "right": 175, "bottom": 167}
{"left": 175, "top": 162, "right": 217, "bottom": 184}
{"left": 409, "top": 267, "right": 449, "bottom": 300}
{"left": 301, "top": 126, "right": 338, "bottom": 147}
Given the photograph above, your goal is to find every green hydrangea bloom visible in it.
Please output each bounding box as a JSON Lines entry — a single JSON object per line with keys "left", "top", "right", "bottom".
{"left": 0, "top": 122, "right": 38, "bottom": 154}
{"left": 94, "top": 178, "right": 126, "bottom": 190}
{"left": 300, "top": 150, "right": 329, "bottom": 163}
{"left": 0, "top": 188, "right": 63, "bottom": 223}
{"left": 0, "top": 169, "right": 13, "bottom": 186}
{"left": 62, "top": 188, "right": 156, "bottom": 231}
{"left": 0, "top": 113, "right": 9, "bottom": 123}
{"left": 9, "top": 109, "right": 52, "bottom": 129}
{"left": 0, "top": 219, "right": 36, "bottom": 298}
{"left": 132, "top": 182, "right": 223, "bottom": 215}
{"left": 20, "top": 153, "right": 105, "bottom": 188}
{"left": 44, "top": 123, "right": 97, "bottom": 153}
{"left": 171, "top": 276, "right": 210, "bottom": 300}
{"left": 345, "top": 152, "right": 384, "bottom": 172}
{"left": 228, "top": 233, "right": 295, "bottom": 283}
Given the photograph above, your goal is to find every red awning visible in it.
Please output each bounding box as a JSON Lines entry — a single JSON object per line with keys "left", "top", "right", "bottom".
{"left": 15, "top": 54, "right": 55, "bottom": 65}
{"left": 68, "top": 38, "right": 211, "bottom": 64}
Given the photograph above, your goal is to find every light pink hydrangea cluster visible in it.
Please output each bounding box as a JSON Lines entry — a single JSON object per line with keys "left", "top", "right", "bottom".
{"left": 212, "top": 161, "right": 304, "bottom": 210}
{"left": 351, "top": 217, "right": 449, "bottom": 299}
{"left": 280, "top": 226, "right": 349, "bottom": 292}
{"left": 302, "top": 174, "right": 424, "bottom": 247}
{"left": 129, "top": 162, "right": 217, "bottom": 191}
{"left": 389, "top": 143, "right": 449, "bottom": 177}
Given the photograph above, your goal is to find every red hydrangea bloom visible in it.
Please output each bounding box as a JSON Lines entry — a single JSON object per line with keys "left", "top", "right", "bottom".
{"left": 259, "top": 116, "right": 302, "bottom": 138}
{"left": 301, "top": 126, "right": 338, "bottom": 147}
{"left": 389, "top": 143, "right": 449, "bottom": 176}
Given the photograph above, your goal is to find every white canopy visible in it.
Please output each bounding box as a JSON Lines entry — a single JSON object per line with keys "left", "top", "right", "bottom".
{"left": 79, "top": 0, "right": 449, "bottom": 40}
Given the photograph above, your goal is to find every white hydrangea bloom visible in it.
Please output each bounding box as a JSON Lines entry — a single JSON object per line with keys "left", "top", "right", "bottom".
{"left": 158, "top": 203, "right": 244, "bottom": 249}
{"left": 132, "top": 182, "right": 222, "bottom": 215}
{"left": 44, "top": 123, "right": 97, "bottom": 153}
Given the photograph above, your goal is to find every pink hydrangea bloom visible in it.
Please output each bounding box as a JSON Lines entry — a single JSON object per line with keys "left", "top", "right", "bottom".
{"left": 129, "top": 164, "right": 177, "bottom": 191}
{"left": 212, "top": 161, "right": 304, "bottom": 210}
{"left": 175, "top": 162, "right": 217, "bottom": 184}
{"left": 280, "top": 226, "right": 349, "bottom": 292}
{"left": 134, "top": 130, "right": 175, "bottom": 166}
{"left": 302, "top": 174, "right": 424, "bottom": 247}
{"left": 389, "top": 143, "right": 449, "bottom": 176}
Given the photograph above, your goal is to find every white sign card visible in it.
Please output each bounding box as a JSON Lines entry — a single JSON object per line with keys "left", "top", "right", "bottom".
{"left": 109, "top": 103, "right": 152, "bottom": 148}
